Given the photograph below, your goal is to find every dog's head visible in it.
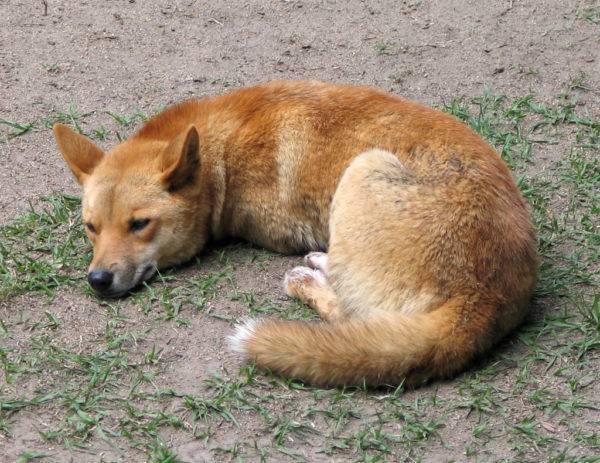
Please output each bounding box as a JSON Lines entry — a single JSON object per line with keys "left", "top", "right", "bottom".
{"left": 54, "top": 124, "right": 211, "bottom": 297}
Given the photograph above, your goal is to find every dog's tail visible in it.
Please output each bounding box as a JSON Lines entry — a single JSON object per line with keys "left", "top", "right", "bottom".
{"left": 228, "top": 297, "right": 498, "bottom": 387}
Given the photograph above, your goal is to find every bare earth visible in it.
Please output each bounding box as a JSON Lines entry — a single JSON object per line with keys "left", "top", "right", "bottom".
{"left": 0, "top": 1, "right": 598, "bottom": 462}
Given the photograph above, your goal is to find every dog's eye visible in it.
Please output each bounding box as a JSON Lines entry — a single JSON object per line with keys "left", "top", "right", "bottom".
{"left": 130, "top": 218, "right": 151, "bottom": 232}
{"left": 85, "top": 222, "right": 97, "bottom": 234}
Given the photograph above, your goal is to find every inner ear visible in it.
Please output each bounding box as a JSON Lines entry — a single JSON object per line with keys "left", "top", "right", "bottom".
{"left": 160, "top": 125, "right": 200, "bottom": 192}
{"left": 53, "top": 123, "right": 105, "bottom": 185}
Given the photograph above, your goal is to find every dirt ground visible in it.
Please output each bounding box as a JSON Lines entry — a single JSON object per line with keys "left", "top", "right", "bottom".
{"left": 1, "top": 1, "right": 598, "bottom": 462}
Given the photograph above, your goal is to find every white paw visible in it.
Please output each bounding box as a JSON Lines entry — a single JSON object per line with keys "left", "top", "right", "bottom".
{"left": 283, "top": 266, "right": 326, "bottom": 297}
{"left": 304, "top": 252, "right": 329, "bottom": 273}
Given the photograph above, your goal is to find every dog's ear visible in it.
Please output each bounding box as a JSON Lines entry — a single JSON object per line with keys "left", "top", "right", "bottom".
{"left": 160, "top": 125, "right": 200, "bottom": 192}
{"left": 53, "top": 123, "right": 105, "bottom": 185}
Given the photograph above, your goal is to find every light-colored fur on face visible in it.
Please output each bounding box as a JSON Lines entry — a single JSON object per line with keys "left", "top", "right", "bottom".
{"left": 54, "top": 123, "right": 212, "bottom": 297}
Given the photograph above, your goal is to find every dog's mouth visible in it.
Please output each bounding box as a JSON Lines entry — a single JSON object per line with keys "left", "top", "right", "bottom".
{"left": 93, "top": 262, "right": 157, "bottom": 299}
{"left": 136, "top": 262, "right": 157, "bottom": 286}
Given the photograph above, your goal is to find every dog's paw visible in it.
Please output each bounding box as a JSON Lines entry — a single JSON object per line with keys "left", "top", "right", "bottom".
{"left": 304, "top": 252, "right": 329, "bottom": 273}
{"left": 284, "top": 266, "right": 326, "bottom": 299}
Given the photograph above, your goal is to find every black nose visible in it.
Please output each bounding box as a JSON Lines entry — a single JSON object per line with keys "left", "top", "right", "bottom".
{"left": 87, "top": 269, "right": 114, "bottom": 293}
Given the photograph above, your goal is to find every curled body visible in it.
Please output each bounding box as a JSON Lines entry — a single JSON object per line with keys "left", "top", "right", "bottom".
{"left": 54, "top": 80, "right": 538, "bottom": 387}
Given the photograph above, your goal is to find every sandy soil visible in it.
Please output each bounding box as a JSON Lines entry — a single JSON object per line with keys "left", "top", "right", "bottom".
{"left": 1, "top": 0, "right": 598, "bottom": 221}
{"left": 0, "top": 1, "right": 598, "bottom": 462}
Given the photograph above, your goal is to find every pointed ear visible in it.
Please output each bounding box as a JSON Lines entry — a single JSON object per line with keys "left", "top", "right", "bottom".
{"left": 160, "top": 125, "right": 200, "bottom": 192}
{"left": 53, "top": 123, "right": 104, "bottom": 185}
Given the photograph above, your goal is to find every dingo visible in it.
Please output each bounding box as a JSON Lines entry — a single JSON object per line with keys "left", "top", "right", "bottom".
{"left": 54, "top": 81, "right": 538, "bottom": 387}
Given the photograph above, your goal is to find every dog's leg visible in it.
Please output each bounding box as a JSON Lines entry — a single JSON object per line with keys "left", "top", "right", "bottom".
{"left": 284, "top": 265, "right": 344, "bottom": 322}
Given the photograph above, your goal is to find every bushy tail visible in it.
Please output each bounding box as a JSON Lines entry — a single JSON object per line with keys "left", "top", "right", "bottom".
{"left": 228, "top": 298, "right": 496, "bottom": 387}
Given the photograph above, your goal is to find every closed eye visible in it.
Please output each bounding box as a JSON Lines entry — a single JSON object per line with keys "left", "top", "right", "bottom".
{"left": 85, "top": 222, "right": 97, "bottom": 234}
{"left": 130, "top": 218, "right": 151, "bottom": 232}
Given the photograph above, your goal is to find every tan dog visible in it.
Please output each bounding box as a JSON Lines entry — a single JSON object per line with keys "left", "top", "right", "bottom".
{"left": 54, "top": 80, "right": 538, "bottom": 387}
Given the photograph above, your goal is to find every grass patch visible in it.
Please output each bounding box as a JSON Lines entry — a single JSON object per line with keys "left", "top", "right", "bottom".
{"left": 0, "top": 194, "right": 89, "bottom": 301}
{"left": 0, "top": 106, "right": 160, "bottom": 143}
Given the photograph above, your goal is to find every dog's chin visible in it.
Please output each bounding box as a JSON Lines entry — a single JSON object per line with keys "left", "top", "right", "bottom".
{"left": 96, "top": 288, "right": 131, "bottom": 299}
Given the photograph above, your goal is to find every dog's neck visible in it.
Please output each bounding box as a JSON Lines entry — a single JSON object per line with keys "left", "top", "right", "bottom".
{"left": 204, "top": 147, "right": 227, "bottom": 241}
{"left": 191, "top": 97, "right": 241, "bottom": 242}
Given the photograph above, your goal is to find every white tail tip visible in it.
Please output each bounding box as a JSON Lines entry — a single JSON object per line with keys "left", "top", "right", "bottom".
{"left": 227, "top": 318, "right": 260, "bottom": 357}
